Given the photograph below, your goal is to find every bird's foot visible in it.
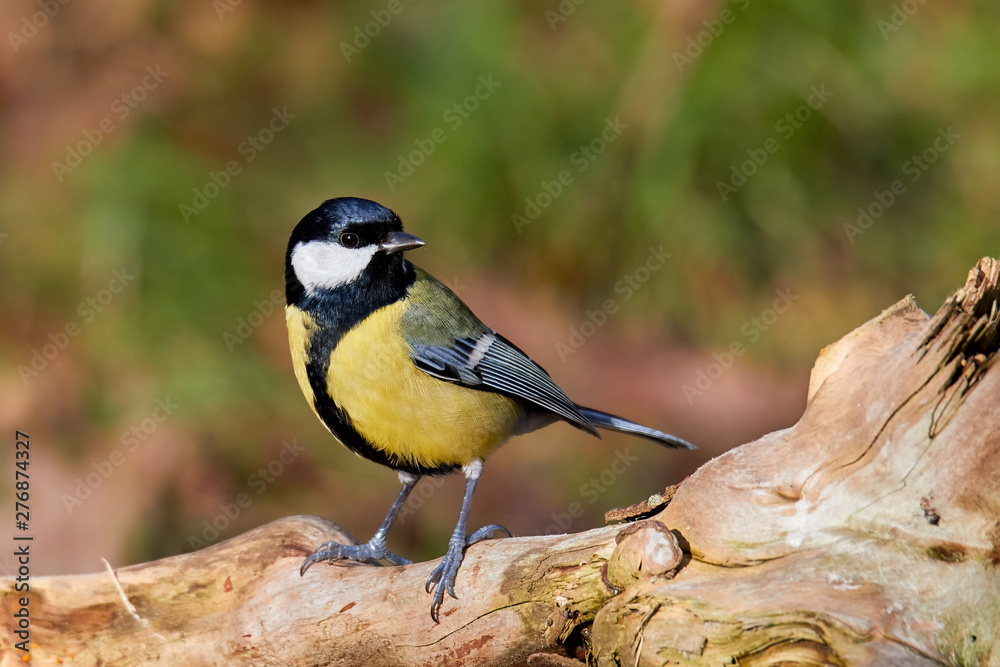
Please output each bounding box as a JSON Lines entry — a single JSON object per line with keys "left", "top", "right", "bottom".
{"left": 300, "top": 537, "right": 411, "bottom": 575}
{"left": 425, "top": 524, "right": 511, "bottom": 622}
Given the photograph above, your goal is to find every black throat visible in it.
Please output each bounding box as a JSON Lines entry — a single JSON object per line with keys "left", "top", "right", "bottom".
{"left": 286, "top": 251, "right": 416, "bottom": 398}
{"left": 285, "top": 252, "right": 415, "bottom": 341}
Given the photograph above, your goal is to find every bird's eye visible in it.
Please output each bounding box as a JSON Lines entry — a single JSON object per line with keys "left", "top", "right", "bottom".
{"left": 339, "top": 232, "right": 360, "bottom": 248}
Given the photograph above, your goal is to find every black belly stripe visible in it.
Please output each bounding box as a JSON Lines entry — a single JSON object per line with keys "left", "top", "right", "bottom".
{"left": 294, "top": 261, "right": 458, "bottom": 476}
{"left": 308, "top": 382, "right": 458, "bottom": 476}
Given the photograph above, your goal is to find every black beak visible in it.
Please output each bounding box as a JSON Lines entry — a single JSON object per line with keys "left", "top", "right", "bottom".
{"left": 380, "top": 231, "right": 425, "bottom": 254}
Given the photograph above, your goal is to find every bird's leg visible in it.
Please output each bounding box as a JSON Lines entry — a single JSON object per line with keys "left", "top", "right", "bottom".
{"left": 301, "top": 472, "right": 418, "bottom": 574}
{"left": 425, "top": 460, "right": 511, "bottom": 622}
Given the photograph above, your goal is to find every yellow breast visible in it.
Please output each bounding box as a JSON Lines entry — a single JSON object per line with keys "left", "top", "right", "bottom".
{"left": 286, "top": 306, "right": 319, "bottom": 419}
{"left": 288, "top": 302, "right": 522, "bottom": 470}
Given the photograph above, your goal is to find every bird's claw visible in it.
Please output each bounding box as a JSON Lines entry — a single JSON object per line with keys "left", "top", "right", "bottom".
{"left": 465, "top": 523, "right": 511, "bottom": 546}
{"left": 426, "top": 524, "right": 512, "bottom": 622}
{"left": 300, "top": 539, "right": 412, "bottom": 575}
{"left": 426, "top": 539, "right": 463, "bottom": 622}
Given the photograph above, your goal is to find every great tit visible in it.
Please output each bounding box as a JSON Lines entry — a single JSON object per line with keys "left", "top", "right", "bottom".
{"left": 285, "top": 197, "right": 693, "bottom": 621}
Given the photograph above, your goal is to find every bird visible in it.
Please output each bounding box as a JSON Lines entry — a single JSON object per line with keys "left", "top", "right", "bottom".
{"left": 284, "top": 197, "right": 693, "bottom": 622}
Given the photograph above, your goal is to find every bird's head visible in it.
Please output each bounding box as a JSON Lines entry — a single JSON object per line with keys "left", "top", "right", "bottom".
{"left": 285, "top": 197, "right": 424, "bottom": 304}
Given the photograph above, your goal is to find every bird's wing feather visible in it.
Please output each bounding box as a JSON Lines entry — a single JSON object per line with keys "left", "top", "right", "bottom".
{"left": 400, "top": 267, "right": 596, "bottom": 434}
{"left": 412, "top": 333, "right": 598, "bottom": 435}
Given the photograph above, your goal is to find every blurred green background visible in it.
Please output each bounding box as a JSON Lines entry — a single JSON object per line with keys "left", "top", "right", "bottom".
{"left": 1, "top": 0, "right": 998, "bottom": 576}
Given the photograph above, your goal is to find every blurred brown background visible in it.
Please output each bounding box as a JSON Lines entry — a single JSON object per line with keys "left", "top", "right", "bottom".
{"left": 1, "top": 0, "right": 998, "bottom": 576}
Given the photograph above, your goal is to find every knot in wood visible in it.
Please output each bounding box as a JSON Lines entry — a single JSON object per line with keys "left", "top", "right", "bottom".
{"left": 605, "top": 520, "right": 682, "bottom": 590}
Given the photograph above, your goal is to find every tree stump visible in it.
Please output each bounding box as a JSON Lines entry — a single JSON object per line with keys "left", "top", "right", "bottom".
{"left": 2, "top": 258, "right": 998, "bottom": 667}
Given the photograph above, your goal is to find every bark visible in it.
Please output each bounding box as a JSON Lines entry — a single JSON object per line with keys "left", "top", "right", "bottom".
{"left": 2, "top": 258, "right": 998, "bottom": 667}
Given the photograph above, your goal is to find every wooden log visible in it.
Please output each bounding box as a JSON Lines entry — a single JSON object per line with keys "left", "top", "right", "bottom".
{"left": 2, "top": 258, "right": 997, "bottom": 666}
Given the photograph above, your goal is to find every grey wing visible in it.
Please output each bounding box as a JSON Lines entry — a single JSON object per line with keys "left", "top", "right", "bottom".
{"left": 412, "top": 332, "right": 599, "bottom": 436}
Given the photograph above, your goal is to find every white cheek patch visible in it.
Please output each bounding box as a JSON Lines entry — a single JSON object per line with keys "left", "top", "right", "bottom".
{"left": 291, "top": 240, "right": 378, "bottom": 293}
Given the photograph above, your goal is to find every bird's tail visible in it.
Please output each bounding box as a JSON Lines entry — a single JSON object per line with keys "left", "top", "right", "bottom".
{"left": 577, "top": 407, "right": 695, "bottom": 450}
